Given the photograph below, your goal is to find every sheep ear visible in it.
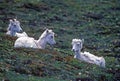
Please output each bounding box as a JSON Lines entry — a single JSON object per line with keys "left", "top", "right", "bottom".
{"left": 9, "top": 19, "right": 13, "bottom": 22}
{"left": 13, "top": 18, "right": 17, "bottom": 21}
{"left": 72, "top": 39, "right": 74, "bottom": 42}
{"left": 46, "top": 29, "right": 49, "bottom": 33}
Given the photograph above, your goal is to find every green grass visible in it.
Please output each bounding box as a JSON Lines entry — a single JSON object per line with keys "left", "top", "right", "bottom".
{"left": 0, "top": 0, "right": 120, "bottom": 81}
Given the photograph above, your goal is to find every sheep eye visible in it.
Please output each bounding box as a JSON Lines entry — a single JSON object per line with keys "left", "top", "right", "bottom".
{"left": 77, "top": 44, "right": 80, "bottom": 46}
{"left": 51, "top": 36, "right": 53, "bottom": 38}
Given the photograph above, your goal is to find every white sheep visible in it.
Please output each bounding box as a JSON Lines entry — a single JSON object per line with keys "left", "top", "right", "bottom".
{"left": 15, "top": 32, "right": 28, "bottom": 38}
{"left": 6, "top": 19, "right": 23, "bottom": 36}
{"left": 14, "top": 29, "right": 56, "bottom": 49}
{"left": 72, "top": 39, "right": 105, "bottom": 68}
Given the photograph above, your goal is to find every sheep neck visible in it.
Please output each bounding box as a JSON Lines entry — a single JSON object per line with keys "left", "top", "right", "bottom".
{"left": 74, "top": 49, "right": 81, "bottom": 59}
{"left": 37, "top": 37, "right": 47, "bottom": 49}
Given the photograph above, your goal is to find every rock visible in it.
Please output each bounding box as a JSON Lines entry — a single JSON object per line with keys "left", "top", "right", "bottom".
{"left": 76, "top": 77, "right": 92, "bottom": 81}
{"left": 22, "top": 3, "right": 50, "bottom": 11}
{"left": 110, "top": 7, "right": 120, "bottom": 11}
{"left": 112, "top": 39, "right": 120, "bottom": 48}
{"left": 23, "top": 59, "right": 32, "bottom": 64}
{"left": 113, "top": 47, "right": 120, "bottom": 53}
{"left": 2, "top": 78, "right": 10, "bottom": 81}
{"left": 103, "top": 49, "right": 112, "bottom": 53}
{"left": 84, "top": 12, "right": 104, "bottom": 20}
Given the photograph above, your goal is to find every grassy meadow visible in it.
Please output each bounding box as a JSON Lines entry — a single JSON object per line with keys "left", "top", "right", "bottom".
{"left": 0, "top": 0, "right": 120, "bottom": 81}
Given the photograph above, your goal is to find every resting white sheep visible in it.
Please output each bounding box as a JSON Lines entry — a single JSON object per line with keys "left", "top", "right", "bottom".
{"left": 72, "top": 39, "right": 105, "bottom": 68}
{"left": 15, "top": 32, "right": 28, "bottom": 37}
{"left": 14, "top": 29, "right": 56, "bottom": 49}
{"left": 6, "top": 19, "right": 23, "bottom": 36}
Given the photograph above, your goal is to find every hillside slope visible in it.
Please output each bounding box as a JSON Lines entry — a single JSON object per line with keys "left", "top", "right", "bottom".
{"left": 0, "top": 0, "right": 120, "bottom": 81}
